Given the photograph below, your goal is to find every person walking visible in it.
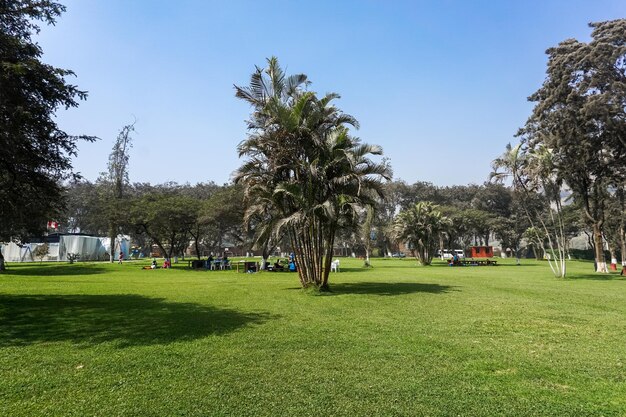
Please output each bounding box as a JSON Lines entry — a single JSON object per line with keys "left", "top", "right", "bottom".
{"left": 118, "top": 251, "right": 124, "bottom": 264}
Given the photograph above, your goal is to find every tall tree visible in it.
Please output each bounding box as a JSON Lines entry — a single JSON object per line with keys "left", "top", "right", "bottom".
{"left": 0, "top": 1, "right": 94, "bottom": 270}
{"left": 105, "top": 122, "right": 135, "bottom": 262}
{"left": 518, "top": 19, "right": 626, "bottom": 273}
{"left": 235, "top": 57, "right": 391, "bottom": 290}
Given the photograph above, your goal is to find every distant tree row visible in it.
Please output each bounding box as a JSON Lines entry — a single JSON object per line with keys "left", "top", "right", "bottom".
{"left": 61, "top": 180, "right": 245, "bottom": 260}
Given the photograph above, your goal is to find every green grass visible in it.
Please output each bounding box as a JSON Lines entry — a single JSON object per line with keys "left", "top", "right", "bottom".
{"left": 1, "top": 257, "right": 625, "bottom": 416}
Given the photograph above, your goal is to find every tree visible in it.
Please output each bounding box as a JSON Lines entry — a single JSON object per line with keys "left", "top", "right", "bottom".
{"left": 33, "top": 242, "right": 48, "bottom": 263}
{"left": 104, "top": 122, "right": 135, "bottom": 262}
{"left": 460, "top": 208, "right": 492, "bottom": 246}
{"left": 361, "top": 205, "right": 375, "bottom": 267}
{"left": 492, "top": 143, "right": 568, "bottom": 277}
{"left": 491, "top": 191, "right": 531, "bottom": 263}
{"left": 129, "top": 193, "right": 197, "bottom": 260}
{"left": 197, "top": 185, "right": 245, "bottom": 257}
{"left": 374, "top": 180, "right": 413, "bottom": 256}
{"left": 243, "top": 190, "right": 284, "bottom": 268}
{"left": 0, "top": 1, "right": 94, "bottom": 270}
{"left": 61, "top": 179, "right": 109, "bottom": 235}
{"left": 235, "top": 57, "right": 391, "bottom": 290}
{"left": 393, "top": 202, "right": 450, "bottom": 266}
{"left": 604, "top": 187, "right": 626, "bottom": 268}
{"left": 518, "top": 19, "right": 626, "bottom": 273}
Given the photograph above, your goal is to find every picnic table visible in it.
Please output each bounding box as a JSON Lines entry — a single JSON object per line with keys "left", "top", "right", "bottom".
{"left": 187, "top": 259, "right": 205, "bottom": 269}
{"left": 187, "top": 259, "right": 232, "bottom": 270}
{"left": 452, "top": 259, "right": 498, "bottom": 267}
{"left": 236, "top": 260, "right": 259, "bottom": 273}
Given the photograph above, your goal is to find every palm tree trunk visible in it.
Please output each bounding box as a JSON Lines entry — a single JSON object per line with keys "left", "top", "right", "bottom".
{"left": 321, "top": 231, "right": 335, "bottom": 289}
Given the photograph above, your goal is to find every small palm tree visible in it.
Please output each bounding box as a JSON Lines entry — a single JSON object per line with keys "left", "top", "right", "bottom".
{"left": 393, "top": 202, "right": 450, "bottom": 266}
{"left": 490, "top": 142, "right": 525, "bottom": 188}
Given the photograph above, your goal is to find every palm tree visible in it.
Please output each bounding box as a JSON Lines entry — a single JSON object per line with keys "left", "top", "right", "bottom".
{"left": 490, "top": 142, "right": 525, "bottom": 188}
{"left": 235, "top": 58, "right": 391, "bottom": 290}
{"left": 491, "top": 142, "right": 568, "bottom": 277}
{"left": 393, "top": 202, "right": 450, "bottom": 266}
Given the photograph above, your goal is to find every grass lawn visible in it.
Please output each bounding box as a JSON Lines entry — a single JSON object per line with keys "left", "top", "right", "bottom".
{"left": 1, "top": 257, "right": 625, "bottom": 416}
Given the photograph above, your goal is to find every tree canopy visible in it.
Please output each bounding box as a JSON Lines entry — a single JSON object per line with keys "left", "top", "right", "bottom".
{"left": 516, "top": 19, "right": 626, "bottom": 273}
{"left": 0, "top": 1, "right": 93, "bottom": 244}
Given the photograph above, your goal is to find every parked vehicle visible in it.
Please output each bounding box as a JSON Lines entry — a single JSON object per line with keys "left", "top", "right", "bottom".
{"left": 391, "top": 252, "right": 406, "bottom": 258}
{"left": 437, "top": 249, "right": 465, "bottom": 259}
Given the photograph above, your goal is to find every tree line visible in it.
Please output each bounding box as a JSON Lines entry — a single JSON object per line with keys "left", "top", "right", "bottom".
{"left": 57, "top": 176, "right": 622, "bottom": 270}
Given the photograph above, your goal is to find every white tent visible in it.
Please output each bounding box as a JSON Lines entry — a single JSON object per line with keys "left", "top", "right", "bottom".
{"left": 99, "top": 235, "right": 131, "bottom": 260}
{"left": 0, "top": 234, "right": 130, "bottom": 262}
{"left": 58, "top": 235, "right": 108, "bottom": 261}
{"left": 1, "top": 242, "right": 34, "bottom": 262}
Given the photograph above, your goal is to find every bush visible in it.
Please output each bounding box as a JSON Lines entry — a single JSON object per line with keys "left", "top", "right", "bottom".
{"left": 33, "top": 244, "right": 49, "bottom": 263}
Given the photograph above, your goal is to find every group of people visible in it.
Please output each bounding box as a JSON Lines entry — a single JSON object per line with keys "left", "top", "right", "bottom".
{"left": 141, "top": 258, "right": 171, "bottom": 270}
{"left": 260, "top": 253, "right": 297, "bottom": 272}
{"left": 448, "top": 253, "right": 461, "bottom": 266}
{"left": 205, "top": 253, "right": 229, "bottom": 269}
{"left": 150, "top": 258, "right": 171, "bottom": 269}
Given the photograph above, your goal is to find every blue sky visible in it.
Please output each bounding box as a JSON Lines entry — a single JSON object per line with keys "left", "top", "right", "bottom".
{"left": 38, "top": 0, "right": 625, "bottom": 186}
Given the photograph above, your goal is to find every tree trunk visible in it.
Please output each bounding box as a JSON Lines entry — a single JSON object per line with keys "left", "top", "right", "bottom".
{"left": 617, "top": 187, "right": 626, "bottom": 267}
{"left": 259, "top": 239, "right": 274, "bottom": 270}
{"left": 593, "top": 223, "right": 608, "bottom": 273}
{"left": 321, "top": 236, "right": 334, "bottom": 290}
{"left": 0, "top": 249, "right": 5, "bottom": 271}
{"left": 609, "top": 246, "right": 617, "bottom": 271}
{"left": 193, "top": 232, "right": 202, "bottom": 260}
{"left": 109, "top": 226, "right": 116, "bottom": 263}
{"left": 619, "top": 226, "right": 626, "bottom": 266}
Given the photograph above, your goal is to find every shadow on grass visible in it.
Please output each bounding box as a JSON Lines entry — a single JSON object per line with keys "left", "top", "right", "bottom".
{"left": 330, "top": 282, "right": 456, "bottom": 296}
{"left": 340, "top": 263, "right": 440, "bottom": 272}
{"left": 285, "top": 282, "right": 457, "bottom": 296}
{"left": 3, "top": 263, "right": 108, "bottom": 276}
{"left": 565, "top": 273, "right": 626, "bottom": 281}
{"left": 0, "top": 294, "right": 274, "bottom": 348}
